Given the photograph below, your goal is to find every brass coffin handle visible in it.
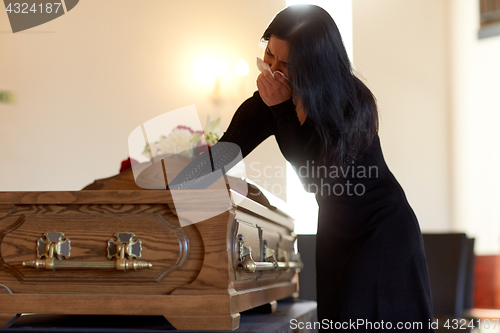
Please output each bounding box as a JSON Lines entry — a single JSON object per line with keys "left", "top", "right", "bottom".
{"left": 22, "top": 232, "right": 152, "bottom": 271}
{"left": 238, "top": 235, "right": 303, "bottom": 273}
{"left": 22, "top": 258, "right": 152, "bottom": 271}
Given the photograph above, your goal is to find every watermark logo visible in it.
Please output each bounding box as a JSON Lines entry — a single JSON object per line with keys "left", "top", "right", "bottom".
{"left": 3, "top": 0, "right": 79, "bottom": 33}
{"left": 127, "top": 105, "right": 246, "bottom": 227}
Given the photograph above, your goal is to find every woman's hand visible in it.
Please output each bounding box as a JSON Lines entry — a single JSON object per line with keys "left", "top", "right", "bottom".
{"left": 256, "top": 70, "right": 292, "bottom": 106}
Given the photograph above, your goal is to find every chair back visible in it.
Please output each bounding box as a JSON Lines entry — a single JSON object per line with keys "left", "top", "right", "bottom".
{"left": 297, "top": 234, "right": 317, "bottom": 301}
{"left": 422, "top": 233, "right": 471, "bottom": 317}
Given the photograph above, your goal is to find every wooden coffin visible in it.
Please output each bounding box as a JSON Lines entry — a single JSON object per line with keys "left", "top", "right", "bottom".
{"left": 0, "top": 168, "right": 301, "bottom": 330}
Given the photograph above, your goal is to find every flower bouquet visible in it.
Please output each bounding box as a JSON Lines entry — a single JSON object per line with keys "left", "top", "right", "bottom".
{"left": 142, "top": 115, "right": 222, "bottom": 160}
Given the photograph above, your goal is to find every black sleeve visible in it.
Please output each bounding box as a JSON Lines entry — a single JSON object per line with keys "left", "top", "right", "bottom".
{"left": 168, "top": 91, "right": 275, "bottom": 189}
{"left": 218, "top": 90, "right": 315, "bottom": 172}
{"left": 267, "top": 97, "right": 313, "bottom": 166}
{"left": 218, "top": 91, "right": 274, "bottom": 157}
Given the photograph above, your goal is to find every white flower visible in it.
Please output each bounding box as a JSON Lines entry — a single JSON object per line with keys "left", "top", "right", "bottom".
{"left": 142, "top": 115, "right": 223, "bottom": 160}
{"left": 165, "top": 128, "right": 193, "bottom": 153}
{"left": 144, "top": 128, "right": 195, "bottom": 159}
{"left": 205, "top": 114, "right": 221, "bottom": 134}
{"left": 205, "top": 115, "right": 222, "bottom": 146}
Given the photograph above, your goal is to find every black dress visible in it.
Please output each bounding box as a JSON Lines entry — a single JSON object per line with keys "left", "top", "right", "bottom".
{"left": 174, "top": 91, "right": 434, "bottom": 331}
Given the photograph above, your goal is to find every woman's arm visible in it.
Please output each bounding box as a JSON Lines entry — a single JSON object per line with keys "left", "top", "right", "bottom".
{"left": 256, "top": 68, "right": 316, "bottom": 168}
{"left": 217, "top": 91, "right": 274, "bottom": 157}
{"left": 168, "top": 91, "right": 274, "bottom": 189}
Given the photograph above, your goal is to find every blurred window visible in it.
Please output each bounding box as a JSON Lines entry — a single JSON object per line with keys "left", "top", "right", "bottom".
{"left": 479, "top": 0, "right": 500, "bottom": 38}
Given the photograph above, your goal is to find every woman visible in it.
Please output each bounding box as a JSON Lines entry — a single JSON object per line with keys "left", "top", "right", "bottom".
{"left": 173, "top": 4, "right": 434, "bottom": 331}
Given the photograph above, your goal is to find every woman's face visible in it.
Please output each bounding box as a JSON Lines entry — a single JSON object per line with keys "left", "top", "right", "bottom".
{"left": 263, "top": 35, "right": 289, "bottom": 79}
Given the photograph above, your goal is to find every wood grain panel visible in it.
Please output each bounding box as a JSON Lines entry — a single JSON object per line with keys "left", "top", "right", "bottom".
{"left": 0, "top": 190, "right": 174, "bottom": 205}
{"left": 0, "top": 294, "right": 231, "bottom": 316}
{"left": 0, "top": 285, "right": 17, "bottom": 329}
{"left": 172, "top": 210, "right": 236, "bottom": 294}
{"left": 0, "top": 205, "right": 13, "bottom": 220}
{"left": 0, "top": 204, "right": 204, "bottom": 294}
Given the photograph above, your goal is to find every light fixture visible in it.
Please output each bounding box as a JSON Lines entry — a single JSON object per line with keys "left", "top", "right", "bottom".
{"left": 234, "top": 60, "right": 249, "bottom": 77}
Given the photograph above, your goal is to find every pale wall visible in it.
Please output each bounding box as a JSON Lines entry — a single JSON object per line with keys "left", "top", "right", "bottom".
{"left": 352, "top": 0, "right": 451, "bottom": 232}
{"left": 450, "top": 0, "right": 500, "bottom": 254}
{"left": 0, "top": 0, "right": 288, "bottom": 200}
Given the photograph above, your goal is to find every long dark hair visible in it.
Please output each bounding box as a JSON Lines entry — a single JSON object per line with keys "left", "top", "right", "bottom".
{"left": 262, "top": 4, "right": 378, "bottom": 166}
